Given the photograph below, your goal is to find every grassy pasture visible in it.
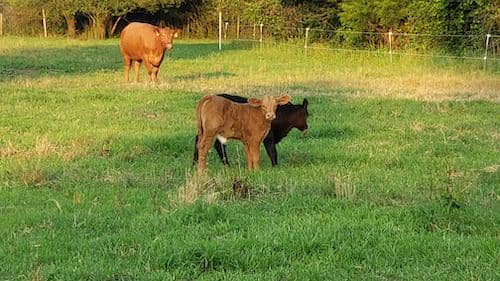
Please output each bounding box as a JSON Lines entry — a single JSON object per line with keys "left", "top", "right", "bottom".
{"left": 0, "top": 36, "right": 499, "bottom": 280}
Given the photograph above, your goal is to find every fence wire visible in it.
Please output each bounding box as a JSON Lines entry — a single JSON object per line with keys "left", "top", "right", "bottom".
{"left": 223, "top": 23, "right": 500, "bottom": 62}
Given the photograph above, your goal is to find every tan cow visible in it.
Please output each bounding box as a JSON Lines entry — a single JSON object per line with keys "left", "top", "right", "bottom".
{"left": 195, "top": 94, "right": 291, "bottom": 171}
{"left": 119, "top": 22, "right": 179, "bottom": 83}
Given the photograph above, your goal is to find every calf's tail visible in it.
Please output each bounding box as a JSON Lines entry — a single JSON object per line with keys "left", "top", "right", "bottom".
{"left": 195, "top": 96, "right": 209, "bottom": 137}
{"left": 193, "top": 96, "right": 209, "bottom": 165}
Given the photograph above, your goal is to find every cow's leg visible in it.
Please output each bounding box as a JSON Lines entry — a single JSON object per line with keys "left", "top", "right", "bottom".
{"left": 213, "top": 139, "right": 229, "bottom": 165}
{"left": 263, "top": 137, "right": 278, "bottom": 166}
{"left": 197, "top": 133, "right": 215, "bottom": 172}
{"left": 134, "top": 60, "right": 141, "bottom": 83}
{"left": 144, "top": 61, "right": 153, "bottom": 82}
{"left": 123, "top": 56, "right": 132, "bottom": 82}
{"left": 151, "top": 66, "right": 160, "bottom": 83}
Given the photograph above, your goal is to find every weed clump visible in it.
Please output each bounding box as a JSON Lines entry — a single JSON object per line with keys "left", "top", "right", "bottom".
{"left": 177, "top": 171, "right": 252, "bottom": 204}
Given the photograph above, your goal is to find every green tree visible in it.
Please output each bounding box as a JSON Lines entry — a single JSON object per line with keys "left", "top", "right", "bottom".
{"left": 282, "top": 0, "right": 341, "bottom": 29}
{"left": 340, "top": 0, "right": 412, "bottom": 33}
{"left": 49, "top": 0, "right": 80, "bottom": 37}
{"left": 407, "top": 0, "right": 498, "bottom": 53}
{"left": 79, "top": 0, "right": 183, "bottom": 39}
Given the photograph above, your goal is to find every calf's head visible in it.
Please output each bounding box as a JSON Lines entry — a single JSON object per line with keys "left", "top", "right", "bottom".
{"left": 155, "top": 27, "right": 179, "bottom": 50}
{"left": 294, "top": 98, "right": 309, "bottom": 132}
{"left": 248, "top": 95, "right": 291, "bottom": 121}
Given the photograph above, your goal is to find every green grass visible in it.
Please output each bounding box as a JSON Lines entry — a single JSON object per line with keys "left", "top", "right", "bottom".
{"left": 0, "top": 36, "right": 499, "bottom": 280}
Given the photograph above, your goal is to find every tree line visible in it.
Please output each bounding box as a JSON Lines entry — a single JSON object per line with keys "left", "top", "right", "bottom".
{"left": 1, "top": 0, "right": 498, "bottom": 52}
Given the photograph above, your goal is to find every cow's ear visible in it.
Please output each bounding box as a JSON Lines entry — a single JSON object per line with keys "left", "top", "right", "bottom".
{"left": 276, "top": 94, "right": 291, "bottom": 105}
{"left": 248, "top": 98, "right": 262, "bottom": 107}
{"left": 302, "top": 98, "right": 308, "bottom": 109}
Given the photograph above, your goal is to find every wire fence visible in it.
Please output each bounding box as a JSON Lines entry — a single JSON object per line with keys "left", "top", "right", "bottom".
{"left": 1, "top": 9, "right": 499, "bottom": 65}
{"left": 220, "top": 21, "right": 500, "bottom": 64}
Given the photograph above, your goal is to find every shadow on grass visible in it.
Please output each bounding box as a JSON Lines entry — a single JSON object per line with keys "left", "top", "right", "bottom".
{"left": 0, "top": 44, "right": 122, "bottom": 81}
{"left": 230, "top": 81, "right": 369, "bottom": 100}
{"left": 0, "top": 41, "right": 249, "bottom": 82}
{"left": 173, "top": 71, "right": 236, "bottom": 80}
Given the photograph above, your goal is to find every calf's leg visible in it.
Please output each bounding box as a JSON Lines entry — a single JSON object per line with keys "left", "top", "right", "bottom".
{"left": 213, "top": 140, "right": 229, "bottom": 165}
{"left": 243, "top": 144, "right": 252, "bottom": 170}
{"left": 248, "top": 143, "right": 261, "bottom": 170}
{"left": 263, "top": 137, "right": 278, "bottom": 166}
{"left": 197, "top": 133, "right": 215, "bottom": 172}
{"left": 244, "top": 143, "right": 261, "bottom": 170}
{"left": 222, "top": 144, "right": 229, "bottom": 165}
{"left": 193, "top": 135, "right": 199, "bottom": 165}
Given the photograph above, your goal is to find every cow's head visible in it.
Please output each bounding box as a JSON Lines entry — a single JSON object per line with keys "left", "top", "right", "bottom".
{"left": 155, "top": 27, "right": 179, "bottom": 50}
{"left": 248, "top": 94, "right": 291, "bottom": 121}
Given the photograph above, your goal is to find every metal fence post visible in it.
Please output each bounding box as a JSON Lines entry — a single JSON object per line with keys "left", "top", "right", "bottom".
{"left": 218, "top": 11, "right": 222, "bottom": 50}
{"left": 224, "top": 21, "right": 228, "bottom": 39}
{"left": 236, "top": 16, "right": 240, "bottom": 39}
{"left": 483, "top": 33, "right": 491, "bottom": 70}
{"left": 0, "top": 13, "right": 3, "bottom": 36}
{"left": 483, "top": 33, "right": 491, "bottom": 60}
{"left": 304, "top": 27, "right": 310, "bottom": 56}
{"left": 388, "top": 30, "right": 393, "bottom": 62}
{"left": 259, "top": 23, "right": 263, "bottom": 49}
{"left": 42, "top": 8, "right": 47, "bottom": 37}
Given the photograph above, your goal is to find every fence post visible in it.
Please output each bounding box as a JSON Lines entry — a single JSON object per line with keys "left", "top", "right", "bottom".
{"left": 259, "top": 23, "right": 263, "bottom": 49}
{"left": 224, "top": 21, "right": 228, "bottom": 39}
{"left": 253, "top": 23, "right": 256, "bottom": 39}
{"left": 388, "top": 30, "right": 393, "bottom": 62}
{"left": 483, "top": 33, "right": 491, "bottom": 70}
{"left": 218, "top": 11, "right": 222, "bottom": 50}
{"left": 304, "top": 27, "right": 310, "bottom": 56}
{"left": 42, "top": 8, "right": 47, "bottom": 37}
{"left": 236, "top": 16, "right": 240, "bottom": 39}
{"left": 0, "top": 13, "right": 3, "bottom": 36}
{"left": 483, "top": 34, "right": 491, "bottom": 60}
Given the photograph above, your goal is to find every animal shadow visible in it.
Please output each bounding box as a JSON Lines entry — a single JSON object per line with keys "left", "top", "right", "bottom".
{"left": 173, "top": 71, "right": 236, "bottom": 80}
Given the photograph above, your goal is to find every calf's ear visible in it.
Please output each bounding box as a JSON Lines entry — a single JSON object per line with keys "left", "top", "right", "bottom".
{"left": 248, "top": 98, "right": 262, "bottom": 107}
{"left": 302, "top": 98, "right": 308, "bottom": 109}
{"left": 276, "top": 94, "right": 291, "bottom": 105}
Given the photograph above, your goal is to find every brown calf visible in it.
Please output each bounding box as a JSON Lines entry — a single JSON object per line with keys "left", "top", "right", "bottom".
{"left": 119, "top": 22, "right": 179, "bottom": 83}
{"left": 195, "top": 94, "right": 291, "bottom": 171}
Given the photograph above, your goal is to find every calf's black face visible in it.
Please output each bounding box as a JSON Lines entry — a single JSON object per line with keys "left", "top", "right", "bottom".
{"left": 275, "top": 99, "right": 309, "bottom": 132}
